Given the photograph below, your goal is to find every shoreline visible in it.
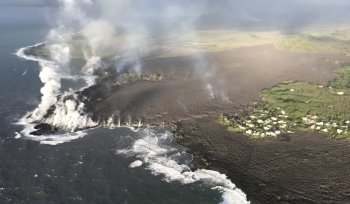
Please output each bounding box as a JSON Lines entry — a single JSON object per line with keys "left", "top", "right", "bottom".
{"left": 174, "top": 116, "right": 350, "bottom": 204}
{"left": 18, "top": 42, "right": 350, "bottom": 203}
{"left": 15, "top": 44, "right": 252, "bottom": 203}
{"left": 82, "top": 45, "right": 350, "bottom": 204}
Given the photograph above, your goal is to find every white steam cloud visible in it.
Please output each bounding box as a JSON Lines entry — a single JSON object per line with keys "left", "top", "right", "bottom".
{"left": 82, "top": 20, "right": 116, "bottom": 56}
{"left": 33, "top": 0, "right": 212, "bottom": 125}
{"left": 31, "top": 43, "right": 70, "bottom": 121}
{"left": 25, "top": 0, "right": 119, "bottom": 125}
{"left": 42, "top": 92, "right": 99, "bottom": 131}
{"left": 15, "top": 1, "right": 251, "bottom": 203}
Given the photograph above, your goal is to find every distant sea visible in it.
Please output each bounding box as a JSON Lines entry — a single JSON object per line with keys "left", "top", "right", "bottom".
{"left": 0, "top": 6, "right": 246, "bottom": 204}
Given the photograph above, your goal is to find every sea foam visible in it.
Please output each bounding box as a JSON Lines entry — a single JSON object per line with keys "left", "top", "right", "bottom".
{"left": 16, "top": 44, "right": 249, "bottom": 203}
{"left": 117, "top": 128, "right": 250, "bottom": 204}
{"left": 15, "top": 44, "right": 98, "bottom": 144}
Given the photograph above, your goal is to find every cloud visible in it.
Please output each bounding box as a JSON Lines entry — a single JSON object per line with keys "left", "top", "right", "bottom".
{"left": 0, "top": 0, "right": 56, "bottom": 7}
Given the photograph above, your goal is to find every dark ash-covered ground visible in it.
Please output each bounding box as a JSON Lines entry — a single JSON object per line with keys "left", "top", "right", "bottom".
{"left": 175, "top": 117, "right": 350, "bottom": 204}
{"left": 73, "top": 44, "right": 350, "bottom": 203}
{"left": 84, "top": 44, "right": 348, "bottom": 126}
{"left": 41, "top": 44, "right": 350, "bottom": 203}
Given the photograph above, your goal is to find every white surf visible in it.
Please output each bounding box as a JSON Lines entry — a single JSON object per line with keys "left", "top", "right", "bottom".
{"left": 118, "top": 128, "right": 250, "bottom": 204}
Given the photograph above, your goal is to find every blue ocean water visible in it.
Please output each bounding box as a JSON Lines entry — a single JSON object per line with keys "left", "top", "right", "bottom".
{"left": 0, "top": 6, "right": 225, "bottom": 204}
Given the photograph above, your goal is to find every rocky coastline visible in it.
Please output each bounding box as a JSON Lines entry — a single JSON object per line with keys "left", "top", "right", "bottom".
{"left": 24, "top": 43, "right": 350, "bottom": 203}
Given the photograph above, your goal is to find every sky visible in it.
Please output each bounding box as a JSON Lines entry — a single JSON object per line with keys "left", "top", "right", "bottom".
{"left": 1, "top": 0, "right": 350, "bottom": 30}
{"left": 1, "top": 0, "right": 350, "bottom": 7}
{"left": 0, "top": 0, "right": 56, "bottom": 7}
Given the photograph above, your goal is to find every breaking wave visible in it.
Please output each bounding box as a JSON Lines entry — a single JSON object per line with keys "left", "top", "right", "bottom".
{"left": 117, "top": 128, "right": 250, "bottom": 204}
{"left": 16, "top": 44, "right": 250, "bottom": 204}
{"left": 16, "top": 114, "right": 87, "bottom": 145}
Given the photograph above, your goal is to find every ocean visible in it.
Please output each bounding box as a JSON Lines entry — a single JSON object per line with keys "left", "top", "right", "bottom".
{"left": 0, "top": 6, "right": 247, "bottom": 204}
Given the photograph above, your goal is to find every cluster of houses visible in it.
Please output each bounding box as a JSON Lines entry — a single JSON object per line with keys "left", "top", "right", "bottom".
{"left": 224, "top": 107, "right": 292, "bottom": 138}
{"left": 301, "top": 115, "right": 349, "bottom": 136}
{"left": 223, "top": 106, "right": 349, "bottom": 138}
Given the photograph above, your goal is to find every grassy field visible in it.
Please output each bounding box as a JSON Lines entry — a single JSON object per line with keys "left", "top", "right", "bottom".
{"left": 274, "top": 34, "right": 350, "bottom": 54}
{"left": 220, "top": 65, "right": 350, "bottom": 139}
{"left": 216, "top": 27, "right": 350, "bottom": 139}
{"left": 162, "top": 27, "right": 350, "bottom": 57}
{"left": 28, "top": 27, "right": 350, "bottom": 60}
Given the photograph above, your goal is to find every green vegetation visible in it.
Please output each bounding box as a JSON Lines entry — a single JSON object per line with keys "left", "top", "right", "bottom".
{"left": 160, "top": 28, "right": 350, "bottom": 57}
{"left": 27, "top": 27, "right": 350, "bottom": 59}
{"left": 97, "top": 70, "right": 162, "bottom": 85}
{"left": 96, "top": 71, "right": 116, "bottom": 83}
{"left": 220, "top": 65, "right": 350, "bottom": 139}
{"left": 329, "top": 66, "right": 350, "bottom": 89}
{"left": 164, "top": 31, "right": 279, "bottom": 57}
{"left": 274, "top": 35, "right": 334, "bottom": 52}
{"left": 274, "top": 34, "right": 350, "bottom": 54}
{"left": 117, "top": 71, "right": 142, "bottom": 84}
